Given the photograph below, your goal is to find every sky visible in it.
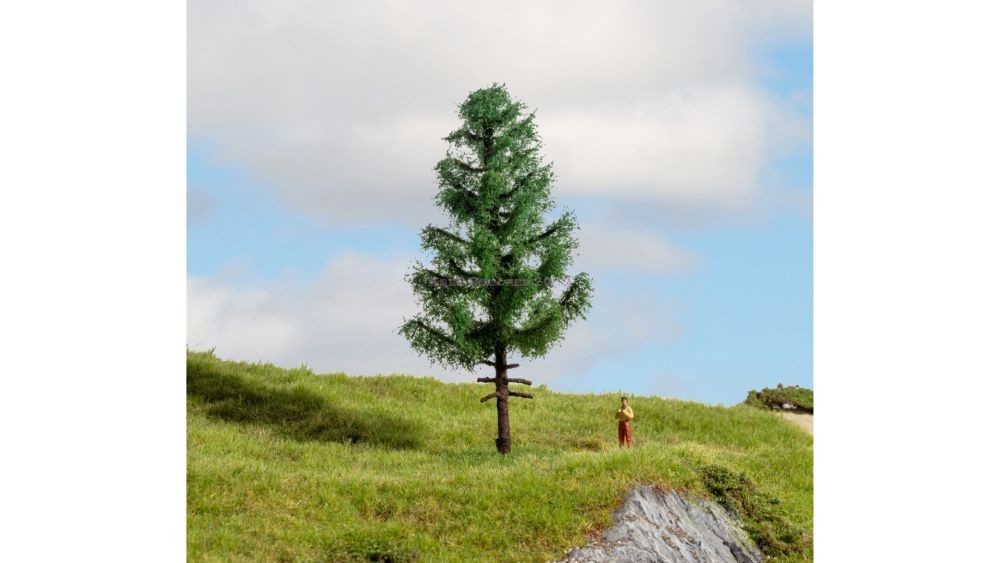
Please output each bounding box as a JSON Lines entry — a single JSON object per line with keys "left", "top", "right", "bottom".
{"left": 187, "top": 0, "right": 812, "bottom": 406}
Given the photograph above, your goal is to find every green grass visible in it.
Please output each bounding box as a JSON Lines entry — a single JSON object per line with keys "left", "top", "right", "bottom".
{"left": 188, "top": 350, "right": 813, "bottom": 562}
{"left": 744, "top": 384, "right": 814, "bottom": 413}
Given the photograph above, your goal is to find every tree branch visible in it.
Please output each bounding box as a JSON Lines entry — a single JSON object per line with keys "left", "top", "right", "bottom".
{"left": 560, "top": 276, "right": 586, "bottom": 308}
{"left": 440, "top": 178, "right": 478, "bottom": 200}
{"left": 480, "top": 392, "right": 498, "bottom": 402}
{"left": 446, "top": 258, "right": 480, "bottom": 279}
{"left": 477, "top": 376, "right": 531, "bottom": 385}
{"left": 412, "top": 320, "right": 461, "bottom": 350}
{"left": 527, "top": 215, "right": 571, "bottom": 244}
{"left": 476, "top": 361, "right": 518, "bottom": 371}
{"left": 425, "top": 226, "right": 470, "bottom": 246}
{"left": 499, "top": 172, "right": 535, "bottom": 200}
{"left": 453, "top": 159, "right": 485, "bottom": 173}
{"left": 509, "top": 391, "right": 534, "bottom": 399}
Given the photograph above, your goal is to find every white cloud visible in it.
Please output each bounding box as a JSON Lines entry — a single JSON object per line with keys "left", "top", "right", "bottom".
{"left": 578, "top": 225, "right": 698, "bottom": 275}
{"left": 188, "top": 0, "right": 811, "bottom": 224}
{"left": 187, "top": 252, "right": 680, "bottom": 382}
{"left": 543, "top": 86, "right": 770, "bottom": 207}
{"left": 188, "top": 253, "right": 426, "bottom": 376}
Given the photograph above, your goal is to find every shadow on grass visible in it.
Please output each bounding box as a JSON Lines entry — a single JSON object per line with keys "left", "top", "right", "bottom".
{"left": 187, "top": 364, "right": 423, "bottom": 449}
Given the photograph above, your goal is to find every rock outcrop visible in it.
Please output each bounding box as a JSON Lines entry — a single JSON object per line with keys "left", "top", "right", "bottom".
{"left": 559, "top": 485, "right": 763, "bottom": 563}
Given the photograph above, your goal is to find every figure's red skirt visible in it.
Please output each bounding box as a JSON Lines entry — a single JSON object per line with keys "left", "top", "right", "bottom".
{"left": 618, "top": 420, "right": 633, "bottom": 446}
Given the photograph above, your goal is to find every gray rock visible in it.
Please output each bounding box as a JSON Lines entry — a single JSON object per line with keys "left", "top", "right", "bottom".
{"left": 558, "top": 485, "right": 763, "bottom": 563}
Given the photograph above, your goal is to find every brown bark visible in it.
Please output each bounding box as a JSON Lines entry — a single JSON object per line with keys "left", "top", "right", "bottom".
{"left": 494, "top": 345, "right": 511, "bottom": 454}
{"left": 480, "top": 344, "right": 532, "bottom": 453}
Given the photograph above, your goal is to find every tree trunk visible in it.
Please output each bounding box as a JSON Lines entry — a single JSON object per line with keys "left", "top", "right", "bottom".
{"left": 494, "top": 346, "right": 511, "bottom": 454}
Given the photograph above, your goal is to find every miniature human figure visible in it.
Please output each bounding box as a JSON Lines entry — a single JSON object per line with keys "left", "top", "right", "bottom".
{"left": 615, "top": 396, "right": 634, "bottom": 448}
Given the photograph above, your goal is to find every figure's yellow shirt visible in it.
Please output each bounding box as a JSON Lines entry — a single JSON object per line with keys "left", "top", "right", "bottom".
{"left": 616, "top": 406, "right": 634, "bottom": 421}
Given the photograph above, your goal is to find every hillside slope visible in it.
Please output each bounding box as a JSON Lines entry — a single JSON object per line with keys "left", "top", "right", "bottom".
{"left": 187, "top": 351, "right": 813, "bottom": 562}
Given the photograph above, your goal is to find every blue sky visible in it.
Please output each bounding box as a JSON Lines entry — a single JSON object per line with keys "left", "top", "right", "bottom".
{"left": 188, "top": 1, "right": 812, "bottom": 405}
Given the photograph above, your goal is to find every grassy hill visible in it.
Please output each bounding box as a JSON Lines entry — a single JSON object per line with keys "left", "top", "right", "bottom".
{"left": 187, "top": 351, "right": 813, "bottom": 562}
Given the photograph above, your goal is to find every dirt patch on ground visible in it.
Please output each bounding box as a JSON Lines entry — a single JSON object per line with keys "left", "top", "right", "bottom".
{"left": 779, "top": 412, "right": 813, "bottom": 435}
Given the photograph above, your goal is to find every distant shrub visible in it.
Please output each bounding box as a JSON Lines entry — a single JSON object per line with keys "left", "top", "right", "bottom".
{"left": 743, "top": 384, "right": 813, "bottom": 413}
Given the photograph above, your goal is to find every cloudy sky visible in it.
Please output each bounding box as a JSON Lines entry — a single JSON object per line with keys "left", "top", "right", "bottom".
{"left": 187, "top": 0, "right": 812, "bottom": 405}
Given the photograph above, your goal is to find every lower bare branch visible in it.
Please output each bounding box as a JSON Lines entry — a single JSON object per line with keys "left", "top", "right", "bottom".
{"left": 480, "top": 392, "right": 499, "bottom": 403}
{"left": 477, "top": 376, "right": 531, "bottom": 385}
{"left": 509, "top": 391, "right": 534, "bottom": 399}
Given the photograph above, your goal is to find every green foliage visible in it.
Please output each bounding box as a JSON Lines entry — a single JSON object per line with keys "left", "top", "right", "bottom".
{"left": 188, "top": 351, "right": 813, "bottom": 561}
{"left": 699, "top": 465, "right": 810, "bottom": 559}
{"left": 744, "top": 384, "right": 814, "bottom": 413}
{"left": 400, "top": 84, "right": 593, "bottom": 370}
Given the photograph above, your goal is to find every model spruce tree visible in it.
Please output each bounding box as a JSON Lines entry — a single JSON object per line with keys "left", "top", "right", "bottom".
{"left": 399, "top": 84, "right": 593, "bottom": 454}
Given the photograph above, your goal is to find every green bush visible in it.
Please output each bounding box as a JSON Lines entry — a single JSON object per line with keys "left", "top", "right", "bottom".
{"left": 699, "top": 465, "right": 809, "bottom": 559}
{"left": 744, "top": 384, "right": 813, "bottom": 413}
